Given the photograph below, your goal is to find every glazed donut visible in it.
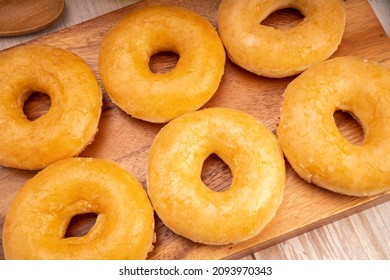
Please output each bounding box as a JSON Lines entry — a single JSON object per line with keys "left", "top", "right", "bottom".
{"left": 3, "top": 158, "right": 155, "bottom": 259}
{"left": 277, "top": 56, "right": 390, "bottom": 196}
{"left": 99, "top": 5, "right": 226, "bottom": 123}
{"left": 148, "top": 108, "right": 285, "bottom": 245}
{"left": 0, "top": 44, "right": 101, "bottom": 170}
{"left": 218, "top": 0, "right": 346, "bottom": 78}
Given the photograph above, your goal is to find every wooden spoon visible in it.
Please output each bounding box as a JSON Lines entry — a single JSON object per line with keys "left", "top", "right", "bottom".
{"left": 0, "top": 0, "right": 65, "bottom": 37}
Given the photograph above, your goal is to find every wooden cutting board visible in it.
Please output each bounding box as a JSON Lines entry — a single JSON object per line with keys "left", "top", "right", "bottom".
{"left": 0, "top": 0, "right": 389, "bottom": 260}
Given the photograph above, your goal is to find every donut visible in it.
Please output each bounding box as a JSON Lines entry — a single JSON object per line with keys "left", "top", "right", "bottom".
{"left": 148, "top": 108, "right": 285, "bottom": 245}
{"left": 218, "top": 0, "right": 346, "bottom": 78}
{"left": 277, "top": 56, "right": 390, "bottom": 196}
{"left": 0, "top": 44, "right": 102, "bottom": 170}
{"left": 99, "top": 5, "right": 226, "bottom": 123}
{"left": 3, "top": 158, "right": 155, "bottom": 259}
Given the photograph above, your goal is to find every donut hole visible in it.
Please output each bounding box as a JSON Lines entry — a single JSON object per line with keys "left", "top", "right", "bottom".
{"left": 64, "top": 212, "right": 98, "bottom": 238}
{"left": 260, "top": 8, "right": 304, "bottom": 30}
{"left": 201, "top": 153, "right": 232, "bottom": 192}
{"left": 23, "top": 91, "right": 51, "bottom": 121}
{"left": 149, "top": 51, "right": 180, "bottom": 74}
{"left": 333, "top": 110, "right": 365, "bottom": 145}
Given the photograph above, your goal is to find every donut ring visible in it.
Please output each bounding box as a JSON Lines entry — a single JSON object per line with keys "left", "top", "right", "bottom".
{"left": 218, "top": 0, "right": 346, "bottom": 78}
{"left": 3, "top": 158, "right": 155, "bottom": 259}
{"left": 0, "top": 44, "right": 102, "bottom": 170}
{"left": 277, "top": 57, "right": 390, "bottom": 196}
{"left": 99, "top": 5, "right": 226, "bottom": 123}
{"left": 148, "top": 108, "right": 285, "bottom": 245}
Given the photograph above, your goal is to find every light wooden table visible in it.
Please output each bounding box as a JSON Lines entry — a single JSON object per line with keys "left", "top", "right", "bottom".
{"left": 0, "top": 0, "right": 389, "bottom": 260}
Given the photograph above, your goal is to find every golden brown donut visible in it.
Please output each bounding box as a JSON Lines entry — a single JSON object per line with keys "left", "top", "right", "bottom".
{"left": 277, "top": 56, "right": 390, "bottom": 196}
{"left": 3, "top": 158, "right": 155, "bottom": 260}
{"left": 0, "top": 44, "right": 102, "bottom": 170}
{"left": 218, "top": 0, "right": 346, "bottom": 78}
{"left": 148, "top": 108, "right": 285, "bottom": 245}
{"left": 99, "top": 5, "right": 226, "bottom": 123}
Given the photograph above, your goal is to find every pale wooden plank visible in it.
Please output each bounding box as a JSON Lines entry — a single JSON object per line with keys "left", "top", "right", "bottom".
{"left": 253, "top": 201, "right": 390, "bottom": 260}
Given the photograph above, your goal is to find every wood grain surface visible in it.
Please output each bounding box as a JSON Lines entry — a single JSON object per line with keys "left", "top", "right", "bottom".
{"left": 0, "top": 0, "right": 64, "bottom": 36}
{"left": 0, "top": 0, "right": 389, "bottom": 260}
